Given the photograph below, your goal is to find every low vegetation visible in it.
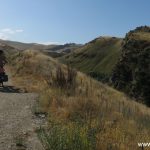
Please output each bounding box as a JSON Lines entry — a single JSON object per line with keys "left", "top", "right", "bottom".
{"left": 8, "top": 49, "right": 150, "bottom": 150}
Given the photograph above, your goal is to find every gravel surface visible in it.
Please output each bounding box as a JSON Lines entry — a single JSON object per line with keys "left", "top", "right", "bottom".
{"left": 0, "top": 72, "right": 44, "bottom": 150}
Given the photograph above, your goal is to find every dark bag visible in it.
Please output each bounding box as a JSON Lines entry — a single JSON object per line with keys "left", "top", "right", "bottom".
{"left": 0, "top": 74, "right": 8, "bottom": 82}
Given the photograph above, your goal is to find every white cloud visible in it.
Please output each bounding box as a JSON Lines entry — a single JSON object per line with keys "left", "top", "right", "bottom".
{"left": 15, "top": 29, "right": 24, "bottom": 33}
{"left": 0, "top": 33, "right": 9, "bottom": 40}
{"left": 1, "top": 28, "right": 24, "bottom": 34}
{"left": 1, "top": 28, "right": 15, "bottom": 34}
{"left": 0, "top": 28, "right": 24, "bottom": 40}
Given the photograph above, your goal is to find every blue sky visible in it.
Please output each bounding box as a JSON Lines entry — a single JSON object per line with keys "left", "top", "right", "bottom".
{"left": 0, "top": 0, "right": 149, "bottom": 44}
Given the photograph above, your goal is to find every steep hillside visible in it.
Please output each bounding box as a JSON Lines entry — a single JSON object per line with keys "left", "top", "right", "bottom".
{"left": 112, "top": 26, "right": 150, "bottom": 106}
{"left": 60, "top": 37, "right": 122, "bottom": 82}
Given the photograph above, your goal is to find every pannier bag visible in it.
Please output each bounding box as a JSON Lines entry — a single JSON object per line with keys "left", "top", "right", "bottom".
{"left": 0, "top": 74, "right": 8, "bottom": 82}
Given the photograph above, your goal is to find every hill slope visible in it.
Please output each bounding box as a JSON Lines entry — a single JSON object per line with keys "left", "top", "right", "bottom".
{"left": 0, "top": 39, "right": 41, "bottom": 50}
{"left": 112, "top": 26, "right": 150, "bottom": 106}
{"left": 60, "top": 36, "right": 122, "bottom": 81}
{"left": 0, "top": 40, "right": 81, "bottom": 56}
{"left": 0, "top": 39, "right": 61, "bottom": 50}
{"left": 7, "top": 49, "right": 150, "bottom": 150}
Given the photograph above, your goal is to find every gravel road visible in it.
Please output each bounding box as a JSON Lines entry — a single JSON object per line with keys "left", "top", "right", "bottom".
{"left": 0, "top": 71, "right": 44, "bottom": 150}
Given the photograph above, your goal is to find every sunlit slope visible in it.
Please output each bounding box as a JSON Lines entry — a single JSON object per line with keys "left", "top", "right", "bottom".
{"left": 61, "top": 37, "right": 122, "bottom": 80}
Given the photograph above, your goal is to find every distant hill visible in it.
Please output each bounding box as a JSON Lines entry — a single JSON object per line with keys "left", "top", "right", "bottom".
{"left": 60, "top": 36, "right": 122, "bottom": 82}
{"left": 0, "top": 39, "right": 45, "bottom": 50}
{"left": 44, "top": 43, "right": 82, "bottom": 52}
{"left": 43, "top": 43, "right": 82, "bottom": 58}
{"left": 0, "top": 39, "right": 81, "bottom": 56}
{"left": 112, "top": 26, "right": 150, "bottom": 106}
{"left": 0, "top": 43, "right": 18, "bottom": 55}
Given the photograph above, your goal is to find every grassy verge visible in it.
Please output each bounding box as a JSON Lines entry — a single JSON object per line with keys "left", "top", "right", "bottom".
{"left": 8, "top": 50, "right": 150, "bottom": 150}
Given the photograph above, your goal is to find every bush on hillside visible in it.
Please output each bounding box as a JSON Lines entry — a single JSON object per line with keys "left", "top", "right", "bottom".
{"left": 88, "top": 71, "right": 110, "bottom": 83}
{"left": 45, "top": 65, "right": 77, "bottom": 91}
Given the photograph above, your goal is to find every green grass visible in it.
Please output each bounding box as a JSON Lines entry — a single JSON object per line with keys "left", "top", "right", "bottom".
{"left": 60, "top": 37, "right": 122, "bottom": 77}
{"left": 37, "top": 122, "right": 97, "bottom": 150}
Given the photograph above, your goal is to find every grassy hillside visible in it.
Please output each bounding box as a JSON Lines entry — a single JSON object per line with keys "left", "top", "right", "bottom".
{"left": 0, "top": 40, "right": 81, "bottom": 57}
{"left": 7, "top": 49, "right": 150, "bottom": 150}
{"left": 43, "top": 43, "right": 82, "bottom": 58}
{"left": 60, "top": 37, "right": 122, "bottom": 82}
{"left": 0, "top": 39, "right": 56, "bottom": 50}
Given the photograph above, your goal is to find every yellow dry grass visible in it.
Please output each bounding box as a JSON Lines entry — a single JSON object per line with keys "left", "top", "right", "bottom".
{"left": 9, "top": 50, "right": 150, "bottom": 150}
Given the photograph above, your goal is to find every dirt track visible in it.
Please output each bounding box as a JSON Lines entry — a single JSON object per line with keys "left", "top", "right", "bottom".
{"left": 0, "top": 70, "right": 44, "bottom": 150}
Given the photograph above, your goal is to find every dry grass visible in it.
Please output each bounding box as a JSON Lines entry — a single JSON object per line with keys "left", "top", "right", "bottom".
{"left": 9, "top": 50, "right": 150, "bottom": 150}
{"left": 132, "top": 32, "right": 150, "bottom": 41}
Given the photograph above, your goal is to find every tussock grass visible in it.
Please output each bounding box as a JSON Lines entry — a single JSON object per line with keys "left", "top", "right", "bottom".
{"left": 9, "top": 50, "right": 150, "bottom": 150}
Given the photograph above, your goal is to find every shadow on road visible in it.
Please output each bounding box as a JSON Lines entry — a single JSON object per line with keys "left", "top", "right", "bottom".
{"left": 0, "top": 86, "right": 21, "bottom": 93}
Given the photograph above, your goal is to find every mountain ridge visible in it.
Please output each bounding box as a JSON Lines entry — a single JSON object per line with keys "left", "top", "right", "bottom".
{"left": 0, "top": 39, "right": 81, "bottom": 53}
